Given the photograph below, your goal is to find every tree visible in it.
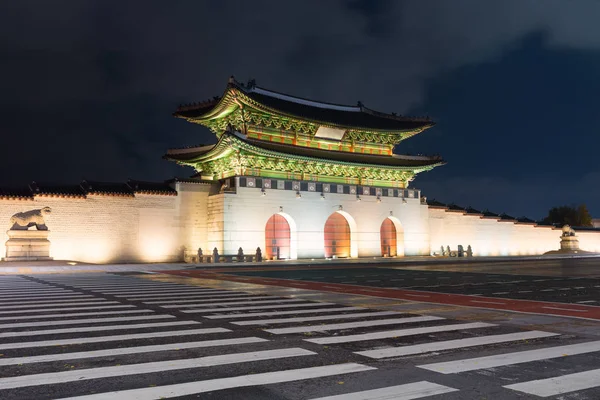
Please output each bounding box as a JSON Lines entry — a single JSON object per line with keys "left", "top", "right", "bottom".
{"left": 542, "top": 204, "right": 593, "bottom": 227}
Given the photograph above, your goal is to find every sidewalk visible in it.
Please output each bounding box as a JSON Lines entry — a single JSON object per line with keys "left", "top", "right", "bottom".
{"left": 0, "top": 253, "right": 598, "bottom": 274}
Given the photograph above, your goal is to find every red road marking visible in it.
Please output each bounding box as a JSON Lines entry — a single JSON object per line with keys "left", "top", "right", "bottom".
{"left": 159, "top": 270, "right": 600, "bottom": 321}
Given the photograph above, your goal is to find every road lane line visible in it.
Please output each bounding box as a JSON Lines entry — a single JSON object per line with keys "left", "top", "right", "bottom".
{"left": 306, "top": 322, "right": 495, "bottom": 345}
{"left": 308, "top": 381, "right": 458, "bottom": 400}
{"left": 418, "top": 340, "right": 600, "bottom": 374}
{"left": 0, "top": 314, "right": 175, "bottom": 329}
{"left": 0, "top": 328, "right": 230, "bottom": 350}
{"left": 470, "top": 300, "right": 506, "bottom": 305}
{"left": 265, "top": 316, "right": 444, "bottom": 335}
{"left": 204, "top": 306, "right": 364, "bottom": 319}
{"left": 0, "top": 348, "right": 316, "bottom": 390}
{"left": 356, "top": 331, "right": 560, "bottom": 358}
{"left": 0, "top": 337, "right": 268, "bottom": 366}
{"left": 232, "top": 311, "right": 402, "bottom": 325}
{"left": 160, "top": 298, "right": 304, "bottom": 309}
{"left": 542, "top": 306, "right": 587, "bottom": 313}
{"left": 504, "top": 368, "right": 600, "bottom": 397}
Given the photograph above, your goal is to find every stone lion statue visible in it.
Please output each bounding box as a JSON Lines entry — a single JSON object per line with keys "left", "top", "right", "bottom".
{"left": 10, "top": 207, "right": 51, "bottom": 230}
{"left": 561, "top": 224, "right": 576, "bottom": 237}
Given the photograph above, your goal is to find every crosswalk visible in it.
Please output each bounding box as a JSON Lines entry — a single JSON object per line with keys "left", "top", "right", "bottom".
{"left": 0, "top": 273, "right": 598, "bottom": 399}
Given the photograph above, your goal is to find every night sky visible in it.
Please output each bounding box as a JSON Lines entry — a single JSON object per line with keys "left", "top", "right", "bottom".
{"left": 2, "top": 1, "right": 599, "bottom": 220}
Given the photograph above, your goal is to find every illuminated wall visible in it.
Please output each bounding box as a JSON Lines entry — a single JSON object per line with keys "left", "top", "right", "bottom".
{"left": 425, "top": 206, "right": 600, "bottom": 256}
{"left": 0, "top": 190, "right": 186, "bottom": 264}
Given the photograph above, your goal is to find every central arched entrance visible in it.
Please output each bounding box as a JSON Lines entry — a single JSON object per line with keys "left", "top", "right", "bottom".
{"left": 265, "top": 214, "right": 291, "bottom": 260}
{"left": 324, "top": 212, "right": 351, "bottom": 258}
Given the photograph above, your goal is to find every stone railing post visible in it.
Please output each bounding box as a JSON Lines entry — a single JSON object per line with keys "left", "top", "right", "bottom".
{"left": 255, "top": 247, "right": 262, "bottom": 262}
{"left": 237, "top": 247, "right": 244, "bottom": 262}
{"left": 212, "top": 247, "right": 219, "bottom": 263}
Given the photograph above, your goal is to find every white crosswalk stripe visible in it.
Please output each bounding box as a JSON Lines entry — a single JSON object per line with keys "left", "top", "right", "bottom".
{"left": 504, "top": 368, "right": 600, "bottom": 397}
{"left": 142, "top": 294, "right": 271, "bottom": 303}
{"left": 121, "top": 290, "right": 235, "bottom": 298}
{"left": 0, "top": 348, "right": 316, "bottom": 390}
{"left": 55, "top": 363, "right": 377, "bottom": 400}
{"left": 160, "top": 298, "right": 306, "bottom": 309}
{"left": 0, "top": 337, "right": 269, "bottom": 366}
{"left": 0, "top": 297, "right": 101, "bottom": 306}
{"left": 306, "top": 322, "right": 496, "bottom": 344}
{"left": 308, "top": 381, "right": 459, "bottom": 400}
{"left": 0, "top": 300, "right": 120, "bottom": 310}
{"left": 0, "top": 309, "right": 153, "bottom": 321}
{"left": 233, "top": 310, "right": 402, "bottom": 325}
{"left": 204, "top": 306, "right": 365, "bottom": 319}
{"left": 264, "top": 316, "right": 444, "bottom": 335}
{"left": 356, "top": 330, "right": 560, "bottom": 358}
{"left": 0, "top": 314, "right": 175, "bottom": 329}
{"left": 0, "top": 320, "right": 200, "bottom": 337}
{"left": 182, "top": 302, "right": 336, "bottom": 313}
{"left": 0, "top": 304, "right": 134, "bottom": 315}
{"left": 0, "top": 294, "right": 93, "bottom": 302}
{"left": 418, "top": 340, "right": 600, "bottom": 374}
{"left": 0, "top": 328, "right": 230, "bottom": 350}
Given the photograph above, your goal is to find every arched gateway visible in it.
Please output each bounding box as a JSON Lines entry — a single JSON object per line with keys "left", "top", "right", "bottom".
{"left": 324, "top": 212, "right": 351, "bottom": 258}
{"left": 265, "top": 214, "right": 291, "bottom": 260}
{"left": 380, "top": 217, "right": 404, "bottom": 257}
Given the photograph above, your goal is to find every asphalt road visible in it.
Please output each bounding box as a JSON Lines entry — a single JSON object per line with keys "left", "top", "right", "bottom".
{"left": 229, "top": 259, "right": 600, "bottom": 305}
{"left": 0, "top": 272, "right": 599, "bottom": 399}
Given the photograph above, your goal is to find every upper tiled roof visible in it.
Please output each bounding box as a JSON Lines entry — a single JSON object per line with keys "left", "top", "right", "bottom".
{"left": 173, "top": 77, "right": 434, "bottom": 132}
{"left": 81, "top": 181, "right": 134, "bottom": 197}
{"left": 0, "top": 186, "right": 34, "bottom": 200}
{"left": 128, "top": 180, "right": 177, "bottom": 195}
{"left": 30, "top": 182, "right": 86, "bottom": 198}
{"left": 0, "top": 180, "right": 179, "bottom": 200}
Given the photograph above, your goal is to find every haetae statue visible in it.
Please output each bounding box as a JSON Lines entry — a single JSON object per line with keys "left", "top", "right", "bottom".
{"left": 561, "top": 225, "right": 576, "bottom": 237}
{"left": 9, "top": 207, "right": 51, "bottom": 230}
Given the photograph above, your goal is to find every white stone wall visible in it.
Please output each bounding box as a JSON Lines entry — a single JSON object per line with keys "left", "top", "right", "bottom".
{"left": 427, "top": 207, "right": 600, "bottom": 256}
{"left": 221, "top": 184, "right": 430, "bottom": 258}
{"left": 0, "top": 193, "right": 182, "bottom": 263}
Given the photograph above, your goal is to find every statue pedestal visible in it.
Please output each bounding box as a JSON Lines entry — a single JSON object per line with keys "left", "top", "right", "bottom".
{"left": 560, "top": 236, "right": 580, "bottom": 251}
{"left": 3, "top": 230, "right": 52, "bottom": 261}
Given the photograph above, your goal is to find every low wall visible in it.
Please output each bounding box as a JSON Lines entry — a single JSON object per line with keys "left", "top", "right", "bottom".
{"left": 0, "top": 193, "right": 182, "bottom": 264}
{"left": 428, "top": 207, "right": 600, "bottom": 256}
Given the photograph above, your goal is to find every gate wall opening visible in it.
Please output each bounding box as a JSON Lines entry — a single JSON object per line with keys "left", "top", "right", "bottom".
{"left": 324, "top": 212, "right": 351, "bottom": 258}
{"left": 380, "top": 218, "right": 397, "bottom": 256}
{"left": 265, "top": 214, "right": 291, "bottom": 259}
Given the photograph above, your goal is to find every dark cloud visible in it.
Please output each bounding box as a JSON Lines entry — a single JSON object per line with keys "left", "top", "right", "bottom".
{"left": 1, "top": 0, "right": 600, "bottom": 217}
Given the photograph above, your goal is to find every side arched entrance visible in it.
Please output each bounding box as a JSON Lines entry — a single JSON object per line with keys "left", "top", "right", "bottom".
{"left": 380, "top": 217, "right": 404, "bottom": 257}
{"left": 324, "top": 212, "right": 351, "bottom": 258}
{"left": 265, "top": 214, "right": 291, "bottom": 260}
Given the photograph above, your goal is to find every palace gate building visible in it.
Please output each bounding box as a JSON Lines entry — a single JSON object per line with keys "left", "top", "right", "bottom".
{"left": 165, "top": 77, "right": 444, "bottom": 260}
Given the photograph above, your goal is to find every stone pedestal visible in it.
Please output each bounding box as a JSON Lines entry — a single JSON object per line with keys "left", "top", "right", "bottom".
{"left": 3, "top": 230, "right": 52, "bottom": 261}
{"left": 560, "top": 235, "right": 580, "bottom": 251}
